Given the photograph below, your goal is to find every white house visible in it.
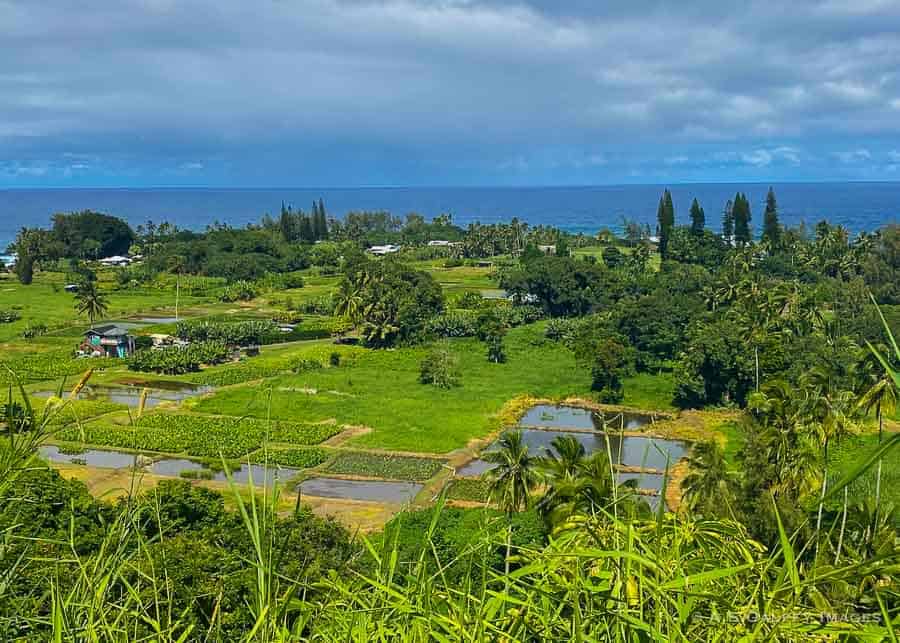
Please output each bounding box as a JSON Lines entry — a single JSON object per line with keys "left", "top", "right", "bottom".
{"left": 99, "top": 255, "right": 132, "bottom": 267}
{"left": 368, "top": 244, "right": 401, "bottom": 256}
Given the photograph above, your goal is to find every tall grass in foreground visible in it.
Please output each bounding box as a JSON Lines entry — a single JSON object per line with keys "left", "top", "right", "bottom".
{"left": 1, "top": 370, "right": 898, "bottom": 640}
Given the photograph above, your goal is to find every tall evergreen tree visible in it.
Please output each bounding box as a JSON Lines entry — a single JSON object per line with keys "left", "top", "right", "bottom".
{"left": 279, "top": 206, "right": 297, "bottom": 242}
{"left": 733, "top": 192, "right": 752, "bottom": 246}
{"left": 722, "top": 199, "right": 734, "bottom": 243}
{"left": 318, "top": 198, "right": 329, "bottom": 239}
{"left": 299, "top": 214, "right": 314, "bottom": 243}
{"left": 761, "top": 186, "right": 781, "bottom": 248}
{"left": 657, "top": 189, "right": 675, "bottom": 259}
{"left": 689, "top": 198, "right": 705, "bottom": 235}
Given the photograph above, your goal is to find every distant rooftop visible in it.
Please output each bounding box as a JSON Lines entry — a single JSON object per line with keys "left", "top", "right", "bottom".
{"left": 84, "top": 324, "right": 130, "bottom": 337}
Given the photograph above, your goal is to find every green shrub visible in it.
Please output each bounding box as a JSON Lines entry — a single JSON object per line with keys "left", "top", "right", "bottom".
{"left": 419, "top": 343, "right": 461, "bottom": 389}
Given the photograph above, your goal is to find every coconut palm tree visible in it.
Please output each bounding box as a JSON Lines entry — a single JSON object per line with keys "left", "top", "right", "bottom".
{"left": 681, "top": 440, "right": 738, "bottom": 519}
{"left": 74, "top": 280, "right": 109, "bottom": 329}
{"left": 483, "top": 430, "right": 540, "bottom": 515}
{"left": 482, "top": 430, "right": 540, "bottom": 578}
{"left": 535, "top": 435, "right": 585, "bottom": 519}
{"left": 859, "top": 295, "right": 900, "bottom": 526}
{"left": 333, "top": 278, "right": 363, "bottom": 324}
{"left": 538, "top": 435, "right": 585, "bottom": 481}
{"left": 856, "top": 376, "right": 897, "bottom": 509}
{"left": 800, "top": 370, "right": 859, "bottom": 560}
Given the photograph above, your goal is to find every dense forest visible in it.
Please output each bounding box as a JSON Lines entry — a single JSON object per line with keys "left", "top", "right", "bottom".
{"left": 2, "top": 190, "right": 899, "bottom": 639}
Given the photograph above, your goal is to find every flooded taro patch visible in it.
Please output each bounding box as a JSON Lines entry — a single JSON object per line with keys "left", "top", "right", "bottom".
{"left": 149, "top": 458, "right": 303, "bottom": 485}
{"left": 518, "top": 404, "right": 655, "bottom": 431}
{"left": 616, "top": 471, "right": 666, "bottom": 493}
{"left": 40, "top": 445, "right": 139, "bottom": 469}
{"left": 455, "top": 458, "right": 496, "bottom": 477}
{"left": 515, "top": 429, "right": 689, "bottom": 470}
{"left": 34, "top": 382, "right": 212, "bottom": 408}
{"left": 298, "top": 477, "right": 423, "bottom": 503}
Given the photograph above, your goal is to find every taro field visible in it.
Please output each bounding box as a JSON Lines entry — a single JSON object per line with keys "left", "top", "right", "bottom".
{"left": 54, "top": 413, "right": 342, "bottom": 458}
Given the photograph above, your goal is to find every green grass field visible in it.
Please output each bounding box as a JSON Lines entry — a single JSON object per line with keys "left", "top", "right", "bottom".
{"left": 191, "top": 325, "right": 594, "bottom": 453}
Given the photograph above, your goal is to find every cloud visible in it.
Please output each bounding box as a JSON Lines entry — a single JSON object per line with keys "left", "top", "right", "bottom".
{"left": 1, "top": 0, "right": 900, "bottom": 185}
{"left": 740, "top": 146, "right": 802, "bottom": 167}
{"left": 834, "top": 148, "right": 872, "bottom": 163}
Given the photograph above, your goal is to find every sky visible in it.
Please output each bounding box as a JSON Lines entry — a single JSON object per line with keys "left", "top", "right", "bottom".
{"left": 3, "top": 0, "right": 900, "bottom": 187}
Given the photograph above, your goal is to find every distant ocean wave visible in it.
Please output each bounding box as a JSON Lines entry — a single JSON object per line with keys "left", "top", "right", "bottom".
{"left": 1, "top": 183, "right": 898, "bottom": 248}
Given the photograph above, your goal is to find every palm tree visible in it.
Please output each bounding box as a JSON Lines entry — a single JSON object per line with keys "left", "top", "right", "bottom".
{"left": 800, "top": 370, "right": 858, "bottom": 561}
{"left": 681, "top": 440, "right": 738, "bottom": 518}
{"left": 166, "top": 256, "right": 185, "bottom": 321}
{"left": 333, "top": 278, "right": 363, "bottom": 324}
{"left": 74, "top": 280, "right": 108, "bottom": 329}
{"left": 483, "top": 430, "right": 540, "bottom": 515}
{"left": 535, "top": 435, "right": 585, "bottom": 519}
{"left": 482, "top": 430, "right": 540, "bottom": 579}
{"left": 859, "top": 296, "right": 900, "bottom": 523}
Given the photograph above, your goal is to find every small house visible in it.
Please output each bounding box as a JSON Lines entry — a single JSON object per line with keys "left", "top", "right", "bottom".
{"left": 80, "top": 324, "right": 136, "bottom": 358}
{"left": 99, "top": 255, "right": 132, "bottom": 267}
{"left": 368, "top": 244, "right": 401, "bottom": 256}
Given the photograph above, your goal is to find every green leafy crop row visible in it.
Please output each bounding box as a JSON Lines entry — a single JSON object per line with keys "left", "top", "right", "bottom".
{"left": 55, "top": 413, "right": 342, "bottom": 458}
{"left": 0, "top": 351, "right": 122, "bottom": 385}
{"left": 250, "top": 447, "right": 330, "bottom": 469}
{"left": 322, "top": 451, "right": 446, "bottom": 481}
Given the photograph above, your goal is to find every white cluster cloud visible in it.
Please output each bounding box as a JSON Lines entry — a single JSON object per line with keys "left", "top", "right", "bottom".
{"left": 1, "top": 0, "right": 900, "bottom": 183}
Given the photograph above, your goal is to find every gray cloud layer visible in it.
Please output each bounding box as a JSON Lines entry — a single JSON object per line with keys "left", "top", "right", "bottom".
{"left": 2, "top": 0, "right": 900, "bottom": 184}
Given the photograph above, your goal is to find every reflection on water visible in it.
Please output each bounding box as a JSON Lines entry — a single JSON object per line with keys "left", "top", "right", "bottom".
{"left": 456, "top": 458, "right": 496, "bottom": 477}
{"left": 40, "top": 445, "right": 138, "bottom": 468}
{"left": 518, "top": 404, "right": 655, "bottom": 431}
{"left": 34, "top": 383, "right": 212, "bottom": 408}
{"left": 299, "top": 477, "right": 423, "bottom": 503}
{"left": 616, "top": 471, "right": 666, "bottom": 493}
{"left": 149, "top": 458, "right": 300, "bottom": 485}
{"left": 458, "top": 457, "right": 669, "bottom": 493}
{"left": 514, "top": 429, "right": 688, "bottom": 470}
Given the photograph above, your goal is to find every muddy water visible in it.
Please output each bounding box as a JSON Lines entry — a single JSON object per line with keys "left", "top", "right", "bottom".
{"left": 298, "top": 477, "right": 423, "bottom": 503}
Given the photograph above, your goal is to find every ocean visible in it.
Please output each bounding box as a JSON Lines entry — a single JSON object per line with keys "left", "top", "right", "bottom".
{"left": 1, "top": 183, "right": 898, "bottom": 250}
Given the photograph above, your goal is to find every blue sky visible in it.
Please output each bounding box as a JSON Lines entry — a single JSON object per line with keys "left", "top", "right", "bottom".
{"left": 3, "top": 0, "right": 900, "bottom": 187}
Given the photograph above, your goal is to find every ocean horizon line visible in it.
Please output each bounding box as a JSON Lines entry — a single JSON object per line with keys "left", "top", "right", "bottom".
{"left": 3, "top": 179, "right": 900, "bottom": 191}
